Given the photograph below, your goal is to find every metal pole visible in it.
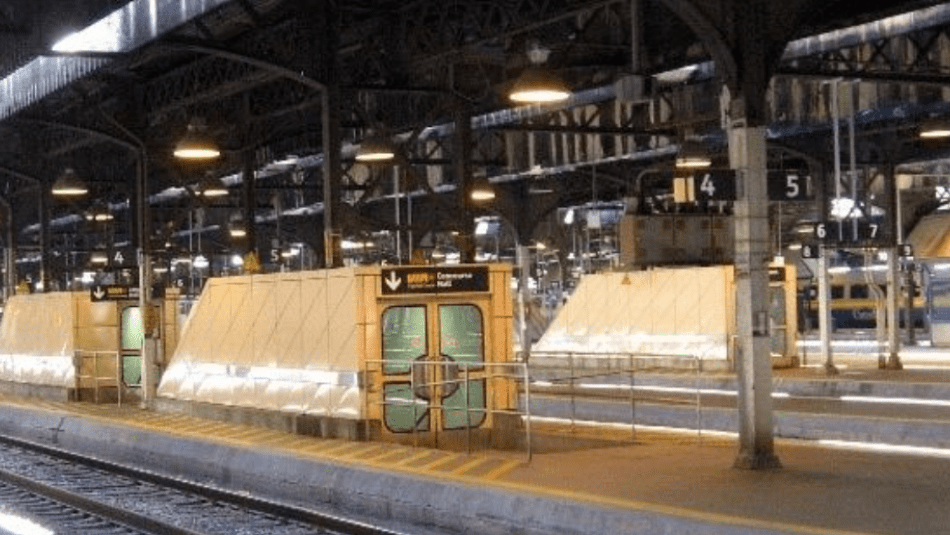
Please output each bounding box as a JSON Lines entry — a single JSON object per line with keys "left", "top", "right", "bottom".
{"left": 523, "top": 362, "right": 532, "bottom": 462}
{"left": 517, "top": 244, "right": 529, "bottom": 362}
{"left": 394, "top": 167, "right": 402, "bottom": 264}
{"left": 628, "top": 352, "right": 635, "bottom": 442}
{"left": 465, "top": 365, "right": 471, "bottom": 455}
{"left": 569, "top": 351, "right": 577, "bottom": 434}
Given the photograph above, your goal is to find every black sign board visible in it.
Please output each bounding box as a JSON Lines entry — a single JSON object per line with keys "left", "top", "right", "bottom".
{"left": 768, "top": 171, "right": 813, "bottom": 201}
{"left": 898, "top": 243, "right": 914, "bottom": 258}
{"left": 90, "top": 284, "right": 139, "bottom": 302}
{"left": 768, "top": 267, "right": 786, "bottom": 282}
{"left": 814, "top": 220, "right": 885, "bottom": 245}
{"left": 381, "top": 266, "right": 490, "bottom": 295}
{"left": 800, "top": 243, "right": 819, "bottom": 259}
{"left": 691, "top": 169, "right": 737, "bottom": 201}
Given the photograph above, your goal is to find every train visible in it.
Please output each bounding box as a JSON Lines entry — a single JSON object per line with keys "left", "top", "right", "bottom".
{"left": 798, "top": 268, "right": 926, "bottom": 332}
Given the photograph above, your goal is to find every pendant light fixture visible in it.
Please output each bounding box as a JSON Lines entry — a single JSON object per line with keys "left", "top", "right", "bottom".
{"left": 509, "top": 44, "right": 571, "bottom": 104}
{"left": 174, "top": 118, "right": 220, "bottom": 160}
{"left": 51, "top": 167, "right": 89, "bottom": 197}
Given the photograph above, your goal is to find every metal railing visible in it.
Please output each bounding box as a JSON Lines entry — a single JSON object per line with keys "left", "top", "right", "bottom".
{"left": 73, "top": 350, "right": 123, "bottom": 406}
{"left": 527, "top": 351, "right": 704, "bottom": 442}
{"left": 369, "top": 359, "right": 532, "bottom": 460}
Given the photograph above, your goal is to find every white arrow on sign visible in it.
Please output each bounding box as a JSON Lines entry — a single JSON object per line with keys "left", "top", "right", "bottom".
{"left": 92, "top": 286, "right": 106, "bottom": 300}
{"left": 384, "top": 271, "right": 402, "bottom": 291}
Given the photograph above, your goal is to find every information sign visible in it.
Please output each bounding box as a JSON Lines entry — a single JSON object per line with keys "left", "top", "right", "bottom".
{"left": 381, "top": 266, "right": 490, "bottom": 295}
{"left": 90, "top": 284, "right": 140, "bottom": 302}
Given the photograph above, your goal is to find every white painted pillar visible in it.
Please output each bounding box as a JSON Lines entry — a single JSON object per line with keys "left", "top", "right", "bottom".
{"left": 729, "top": 122, "right": 780, "bottom": 469}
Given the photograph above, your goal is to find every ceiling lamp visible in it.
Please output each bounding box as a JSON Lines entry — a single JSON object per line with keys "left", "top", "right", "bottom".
{"left": 509, "top": 44, "right": 571, "bottom": 104}
{"left": 85, "top": 201, "right": 113, "bottom": 222}
{"left": 174, "top": 118, "right": 220, "bottom": 160}
{"left": 675, "top": 139, "right": 712, "bottom": 169}
{"left": 51, "top": 168, "right": 88, "bottom": 197}
{"left": 355, "top": 134, "right": 396, "bottom": 163}
{"left": 919, "top": 117, "right": 950, "bottom": 139}
{"left": 228, "top": 213, "right": 247, "bottom": 238}
{"left": 470, "top": 177, "right": 496, "bottom": 203}
{"left": 89, "top": 252, "right": 108, "bottom": 265}
{"left": 198, "top": 175, "right": 229, "bottom": 198}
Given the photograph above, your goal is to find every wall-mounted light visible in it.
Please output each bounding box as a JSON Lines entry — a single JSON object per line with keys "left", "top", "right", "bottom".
{"left": 919, "top": 116, "right": 950, "bottom": 139}
{"left": 51, "top": 168, "right": 88, "bottom": 196}
{"left": 675, "top": 139, "right": 712, "bottom": 169}
{"left": 174, "top": 118, "right": 220, "bottom": 160}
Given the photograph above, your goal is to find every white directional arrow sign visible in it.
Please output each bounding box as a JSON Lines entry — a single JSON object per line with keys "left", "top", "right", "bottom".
{"left": 92, "top": 286, "right": 106, "bottom": 300}
{"left": 384, "top": 271, "right": 402, "bottom": 291}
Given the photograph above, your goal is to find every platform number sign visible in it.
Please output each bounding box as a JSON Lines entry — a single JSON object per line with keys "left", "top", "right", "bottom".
{"left": 692, "top": 170, "right": 737, "bottom": 201}
{"left": 800, "top": 244, "right": 818, "bottom": 259}
{"left": 899, "top": 243, "right": 914, "bottom": 257}
{"left": 768, "top": 172, "right": 813, "bottom": 201}
{"left": 814, "top": 220, "right": 884, "bottom": 244}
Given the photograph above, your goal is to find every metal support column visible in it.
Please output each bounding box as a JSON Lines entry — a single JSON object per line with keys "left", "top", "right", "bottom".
{"left": 729, "top": 121, "right": 780, "bottom": 469}
{"left": 316, "top": 0, "right": 342, "bottom": 268}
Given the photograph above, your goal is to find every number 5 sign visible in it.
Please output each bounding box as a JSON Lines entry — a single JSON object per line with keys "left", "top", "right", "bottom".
{"left": 768, "top": 171, "right": 813, "bottom": 201}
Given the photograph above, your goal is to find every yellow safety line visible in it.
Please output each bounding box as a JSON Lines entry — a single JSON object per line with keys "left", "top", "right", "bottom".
{"left": 363, "top": 447, "right": 405, "bottom": 464}
{"left": 317, "top": 442, "right": 361, "bottom": 456}
{"left": 297, "top": 440, "right": 346, "bottom": 454}
{"left": 449, "top": 456, "right": 488, "bottom": 476}
{"left": 418, "top": 453, "right": 459, "bottom": 472}
{"left": 390, "top": 449, "right": 434, "bottom": 467}
{"left": 481, "top": 458, "right": 523, "bottom": 480}
{"left": 334, "top": 444, "right": 381, "bottom": 459}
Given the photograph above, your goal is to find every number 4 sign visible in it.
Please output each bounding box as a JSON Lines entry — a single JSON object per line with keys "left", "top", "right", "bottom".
{"left": 690, "top": 170, "right": 737, "bottom": 201}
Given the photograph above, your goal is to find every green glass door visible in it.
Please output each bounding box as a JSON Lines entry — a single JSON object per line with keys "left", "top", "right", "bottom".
{"left": 381, "top": 303, "right": 486, "bottom": 437}
{"left": 121, "top": 306, "right": 143, "bottom": 387}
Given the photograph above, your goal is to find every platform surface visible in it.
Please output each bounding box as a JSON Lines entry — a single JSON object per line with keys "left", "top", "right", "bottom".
{"left": 0, "top": 341, "right": 949, "bottom": 534}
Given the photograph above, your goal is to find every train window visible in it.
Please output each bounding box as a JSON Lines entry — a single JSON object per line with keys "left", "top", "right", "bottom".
{"left": 831, "top": 285, "right": 845, "bottom": 299}
{"left": 381, "top": 306, "right": 426, "bottom": 375}
{"left": 850, "top": 284, "right": 869, "bottom": 299}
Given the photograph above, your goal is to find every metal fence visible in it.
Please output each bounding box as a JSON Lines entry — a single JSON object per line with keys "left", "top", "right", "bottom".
{"left": 368, "top": 360, "right": 533, "bottom": 460}
{"left": 526, "top": 351, "right": 704, "bottom": 442}
{"left": 73, "top": 350, "right": 123, "bottom": 406}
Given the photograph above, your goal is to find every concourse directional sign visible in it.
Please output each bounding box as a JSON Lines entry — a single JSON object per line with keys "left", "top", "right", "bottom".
{"left": 90, "top": 284, "right": 139, "bottom": 302}
{"left": 381, "top": 266, "right": 490, "bottom": 295}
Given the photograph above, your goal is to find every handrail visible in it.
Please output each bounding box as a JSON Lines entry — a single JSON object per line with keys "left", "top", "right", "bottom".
{"left": 368, "top": 359, "right": 532, "bottom": 461}
{"left": 525, "top": 351, "right": 703, "bottom": 443}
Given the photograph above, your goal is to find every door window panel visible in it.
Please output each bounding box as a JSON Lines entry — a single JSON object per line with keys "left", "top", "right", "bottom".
{"left": 384, "top": 383, "right": 430, "bottom": 433}
{"left": 382, "top": 306, "right": 426, "bottom": 374}
{"left": 439, "top": 304, "right": 483, "bottom": 368}
{"left": 442, "top": 379, "right": 486, "bottom": 430}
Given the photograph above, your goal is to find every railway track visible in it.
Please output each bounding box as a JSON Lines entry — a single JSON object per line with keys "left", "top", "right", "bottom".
{"left": 0, "top": 434, "right": 406, "bottom": 535}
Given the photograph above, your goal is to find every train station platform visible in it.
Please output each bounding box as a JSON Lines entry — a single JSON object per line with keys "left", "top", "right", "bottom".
{"left": 0, "top": 357, "right": 947, "bottom": 535}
